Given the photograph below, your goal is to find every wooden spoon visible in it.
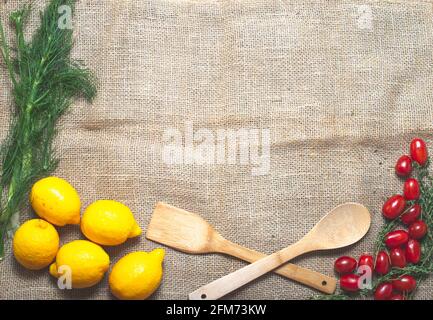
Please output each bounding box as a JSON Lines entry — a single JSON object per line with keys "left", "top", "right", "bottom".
{"left": 146, "top": 202, "right": 337, "bottom": 294}
{"left": 189, "top": 202, "right": 371, "bottom": 300}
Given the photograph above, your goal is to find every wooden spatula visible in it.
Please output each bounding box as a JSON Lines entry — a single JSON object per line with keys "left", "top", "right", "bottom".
{"left": 146, "top": 202, "right": 337, "bottom": 294}
{"left": 189, "top": 202, "right": 371, "bottom": 300}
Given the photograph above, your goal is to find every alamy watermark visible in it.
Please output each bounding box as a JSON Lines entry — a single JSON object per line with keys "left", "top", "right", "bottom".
{"left": 357, "top": 265, "right": 373, "bottom": 290}
{"left": 58, "top": 5, "right": 73, "bottom": 30}
{"left": 356, "top": 4, "right": 373, "bottom": 30}
{"left": 162, "top": 122, "right": 270, "bottom": 176}
{"left": 56, "top": 265, "right": 72, "bottom": 290}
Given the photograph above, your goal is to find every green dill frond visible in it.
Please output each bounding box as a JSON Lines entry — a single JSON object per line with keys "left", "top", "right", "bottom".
{"left": 0, "top": 0, "right": 96, "bottom": 258}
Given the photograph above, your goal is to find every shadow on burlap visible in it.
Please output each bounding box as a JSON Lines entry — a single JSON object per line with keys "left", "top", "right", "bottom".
{"left": 1, "top": 0, "right": 433, "bottom": 299}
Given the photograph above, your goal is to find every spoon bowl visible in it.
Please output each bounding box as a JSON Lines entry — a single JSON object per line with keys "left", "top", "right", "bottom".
{"left": 303, "top": 202, "right": 371, "bottom": 250}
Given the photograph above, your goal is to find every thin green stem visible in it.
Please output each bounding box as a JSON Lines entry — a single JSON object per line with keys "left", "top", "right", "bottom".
{"left": 0, "top": 20, "right": 17, "bottom": 87}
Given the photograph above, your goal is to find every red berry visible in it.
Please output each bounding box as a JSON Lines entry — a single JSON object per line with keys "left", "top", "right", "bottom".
{"left": 384, "top": 230, "right": 409, "bottom": 248}
{"left": 390, "top": 247, "right": 406, "bottom": 268}
{"left": 334, "top": 256, "right": 357, "bottom": 274}
{"left": 339, "top": 274, "right": 360, "bottom": 292}
{"left": 409, "top": 220, "right": 428, "bottom": 239}
{"left": 382, "top": 195, "right": 406, "bottom": 220}
{"left": 374, "top": 282, "right": 393, "bottom": 300}
{"left": 410, "top": 138, "right": 428, "bottom": 166}
{"left": 375, "top": 251, "right": 390, "bottom": 275}
{"left": 358, "top": 254, "right": 374, "bottom": 272}
{"left": 395, "top": 155, "right": 412, "bottom": 177}
{"left": 406, "top": 239, "right": 421, "bottom": 264}
{"left": 389, "top": 294, "right": 405, "bottom": 300}
{"left": 401, "top": 204, "right": 421, "bottom": 225}
{"left": 392, "top": 275, "right": 417, "bottom": 292}
{"left": 403, "top": 178, "right": 420, "bottom": 200}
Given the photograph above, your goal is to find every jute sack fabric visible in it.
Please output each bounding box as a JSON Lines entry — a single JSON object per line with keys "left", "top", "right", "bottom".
{"left": 1, "top": 0, "right": 433, "bottom": 300}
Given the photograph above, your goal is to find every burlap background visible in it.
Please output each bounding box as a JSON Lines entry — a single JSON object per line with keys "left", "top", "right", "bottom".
{"left": 1, "top": 0, "right": 433, "bottom": 300}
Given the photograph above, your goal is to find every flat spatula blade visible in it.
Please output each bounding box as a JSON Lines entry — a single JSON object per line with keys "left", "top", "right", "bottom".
{"left": 146, "top": 202, "right": 214, "bottom": 254}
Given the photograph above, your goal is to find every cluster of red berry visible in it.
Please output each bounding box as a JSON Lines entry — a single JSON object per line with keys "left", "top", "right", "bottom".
{"left": 333, "top": 138, "right": 429, "bottom": 300}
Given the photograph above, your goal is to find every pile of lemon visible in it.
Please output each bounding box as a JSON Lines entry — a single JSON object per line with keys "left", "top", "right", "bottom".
{"left": 13, "top": 176, "right": 164, "bottom": 300}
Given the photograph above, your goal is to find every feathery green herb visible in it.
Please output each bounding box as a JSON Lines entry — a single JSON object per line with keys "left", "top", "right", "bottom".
{"left": 313, "top": 161, "right": 433, "bottom": 300}
{"left": 0, "top": 0, "right": 96, "bottom": 259}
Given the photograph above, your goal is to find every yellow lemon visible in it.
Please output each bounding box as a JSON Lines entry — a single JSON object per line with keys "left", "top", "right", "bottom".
{"left": 13, "top": 219, "right": 59, "bottom": 270}
{"left": 49, "top": 240, "right": 110, "bottom": 288}
{"left": 30, "top": 176, "right": 81, "bottom": 226}
{"left": 109, "top": 249, "right": 165, "bottom": 300}
{"left": 81, "top": 200, "right": 141, "bottom": 246}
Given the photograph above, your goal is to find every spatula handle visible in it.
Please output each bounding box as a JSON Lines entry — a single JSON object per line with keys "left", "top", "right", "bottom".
{"left": 215, "top": 239, "right": 336, "bottom": 294}
{"left": 189, "top": 241, "right": 310, "bottom": 300}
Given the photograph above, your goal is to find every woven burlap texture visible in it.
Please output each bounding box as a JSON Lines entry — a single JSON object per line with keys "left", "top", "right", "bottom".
{"left": 1, "top": 0, "right": 433, "bottom": 300}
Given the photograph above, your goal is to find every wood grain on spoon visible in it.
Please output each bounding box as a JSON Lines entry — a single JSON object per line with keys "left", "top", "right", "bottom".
{"left": 146, "top": 202, "right": 337, "bottom": 294}
{"left": 189, "top": 202, "right": 371, "bottom": 300}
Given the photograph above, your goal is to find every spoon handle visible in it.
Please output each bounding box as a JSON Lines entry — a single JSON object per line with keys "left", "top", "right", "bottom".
{"left": 189, "top": 241, "right": 310, "bottom": 300}
{"left": 214, "top": 238, "right": 336, "bottom": 294}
